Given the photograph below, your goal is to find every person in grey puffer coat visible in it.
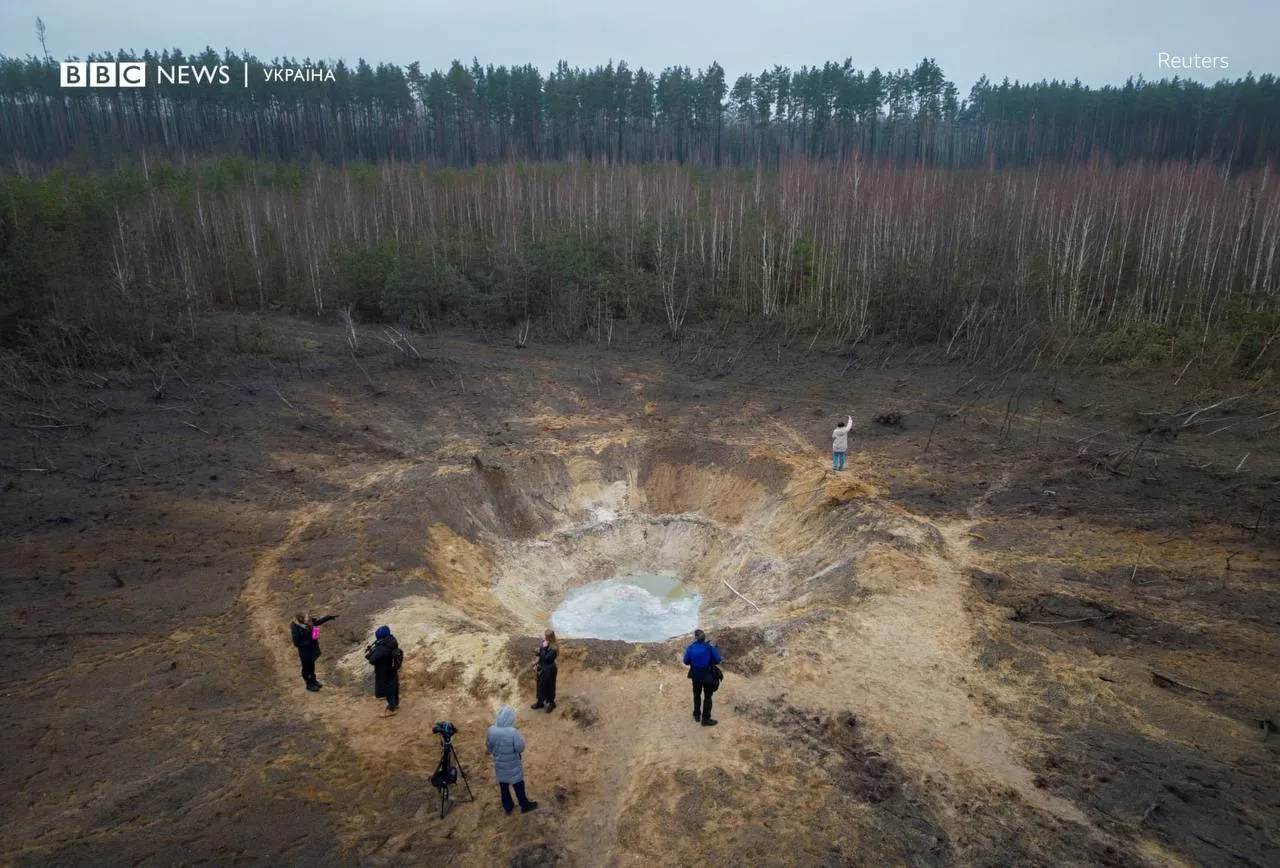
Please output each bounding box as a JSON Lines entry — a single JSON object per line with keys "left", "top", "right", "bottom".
{"left": 485, "top": 705, "right": 538, "bottom": 815}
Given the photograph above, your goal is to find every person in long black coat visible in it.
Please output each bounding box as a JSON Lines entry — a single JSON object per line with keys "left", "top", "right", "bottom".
{"left": 531, "top": 629, "right": 558, "bottom": 712}
{"left": 364, "top": 625, "right": 400, "bottom": 712}
{"left": 291, "top": 611, "right": 337, "bottom": 691}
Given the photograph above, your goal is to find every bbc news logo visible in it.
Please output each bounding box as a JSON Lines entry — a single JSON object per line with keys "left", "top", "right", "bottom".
{"left": 62, "top": 61, "right": 148, "bottom": 87}
{"left": 60, "top": 61, "right": 336, "bottom": 88}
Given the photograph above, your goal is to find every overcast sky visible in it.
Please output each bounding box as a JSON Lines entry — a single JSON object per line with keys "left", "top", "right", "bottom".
{"left": 2, "top": 0, "right": 1275, "bottom": 94}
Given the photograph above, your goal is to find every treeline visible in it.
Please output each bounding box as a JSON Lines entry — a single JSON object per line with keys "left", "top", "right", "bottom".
{"left": 1, "top": 51, "right": 1278, "bottom": 169}
{"left": 2, "top": 158, "right": 1277, "bottom": 371}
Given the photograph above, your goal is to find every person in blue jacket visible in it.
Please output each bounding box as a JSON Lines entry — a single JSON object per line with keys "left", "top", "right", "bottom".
{"left": 683, "top": 628, "right": 723, "bottom": 726}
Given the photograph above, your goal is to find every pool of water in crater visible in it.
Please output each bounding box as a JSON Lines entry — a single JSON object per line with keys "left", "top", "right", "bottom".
{"left": 550, "top": 573, "right": 701, "bottom": 643}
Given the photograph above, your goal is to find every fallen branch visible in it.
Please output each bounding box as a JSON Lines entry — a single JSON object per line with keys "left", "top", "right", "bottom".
{"left": 146, "top": 362, "right": 167, "bottom": 401}
{"left": 1074, "top": 428, "right": 1115, "bottom": 444}
{"left": 1190, "top": 832, "right": 1267, "bottom": 868}
{"left": 271, "top": 386, "right": 296, "bottom": 411}
{"left": 922, "top": 414, "right": 940, "bottom": 454}
{"left": 783, "top": 483, "right": 831, "bottom": 502}
{"left": 339, "top": 304, "right": 360, "bottom": 351}
{"left": 379, "top": 325, "right": 423, "bottom": 360}
{"left": 133, "top": 455, "right": 161, "bottom": 481}
{"left": 1173, "top": 354, "right": 1197, "bottom": 385}
{"left": 350, "top": 351, "right": 384, "bottom": 396}
{"left": 215, "top": 379, "right": 256, "bottom": 395}
{"left": 1022, "top": 614, "right": 1113, "bottom": 626}
{"left": 1151, "top": 670, "right": 1210, "bottom": 694}
{"left": 721, "top": 578, "right": 761, "bottom": 613}
{"left": 183, "top": 422, "right": 211, "bottom": 435}
{"left": 1182, "top": 394, "right": 1247, "bottom": 427}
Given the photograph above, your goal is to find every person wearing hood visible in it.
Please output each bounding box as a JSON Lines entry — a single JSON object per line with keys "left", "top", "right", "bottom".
{"left": 364, "top": 625, "right": 401, "bottom": 712}
{"left": 291, "top": 611, "right": 337, "bottom": 692}
{"left": 485, "top": 705, "right": 538, "bottom": 815}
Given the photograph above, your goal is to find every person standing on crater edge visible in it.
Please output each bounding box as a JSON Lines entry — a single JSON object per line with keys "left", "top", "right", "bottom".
{"left": 291, "top": 611, "right": 337, "bottom": 692}
{"left": 832, "top": 415, "right": 853, "bottom": 471}
{"left": 364, "top": 624, "right": 402, "bottom": 712}
{"left": 683, "top": 628, "right": 723, "bottom": 726}
{"left": 531, "top": 629, "right": 558, "bottom": 713}
{"left": 486, "top": 705, "right": 539, "bottom": 815}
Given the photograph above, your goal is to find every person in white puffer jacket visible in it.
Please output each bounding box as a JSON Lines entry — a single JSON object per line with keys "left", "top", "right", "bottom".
{"left": 486, "top": 705, "right": 538, "bottom": 815}
{"left": 832, "top": 415, "right": 853, "bottom": 471}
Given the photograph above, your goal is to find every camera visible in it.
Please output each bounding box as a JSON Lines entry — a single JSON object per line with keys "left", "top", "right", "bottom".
{"left": 432, "top": 721, "right": 458, "bottom": 740}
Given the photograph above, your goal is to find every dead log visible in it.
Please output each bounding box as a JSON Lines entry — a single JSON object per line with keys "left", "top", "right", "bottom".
{"left": 1151, "top": 670, "right": 1210, "bottom": 694}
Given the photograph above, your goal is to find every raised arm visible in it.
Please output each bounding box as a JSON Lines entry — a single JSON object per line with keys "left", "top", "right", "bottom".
{"left": 313, "top": 614, "right": 337, "bottom": 626}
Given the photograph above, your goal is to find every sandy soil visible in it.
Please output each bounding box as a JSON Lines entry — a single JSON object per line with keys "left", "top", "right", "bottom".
{"left": 1, "top": 316, "right": 1277, "bottom": 867}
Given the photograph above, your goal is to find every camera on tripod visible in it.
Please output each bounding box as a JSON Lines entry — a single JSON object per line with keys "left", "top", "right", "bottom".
{"left": 429, "top": 721, "right": 471, "bottom": 818}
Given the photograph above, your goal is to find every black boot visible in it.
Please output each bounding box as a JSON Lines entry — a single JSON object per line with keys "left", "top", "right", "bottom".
{"left": 693, "top": 711, "right": 701, "bottom": 722}
{"left": 306, "top": 681, "right": 321, "bottom": 692}
{"left": 545, "top": 701, "right": 555, "bottom": 713}
{"left": 521, "top": 801, "right": 539, "bottom": 813}
{"left": 701, "top": 717, "right": 718, "bottom": 726}
{"left": 531, "top": 702, "right": 544, "bottom": 709}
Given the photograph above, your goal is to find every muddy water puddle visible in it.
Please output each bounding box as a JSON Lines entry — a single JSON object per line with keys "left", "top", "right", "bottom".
{"left": 550, "top": 573, "right": 701, "bottom": 642}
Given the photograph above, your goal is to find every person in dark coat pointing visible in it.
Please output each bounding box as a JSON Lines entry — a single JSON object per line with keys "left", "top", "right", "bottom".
{"left": 291, "top": 611, "right": 337, "bottom": 692}
{"left": 364, "top": 625, "right": 401, "bottom": 712}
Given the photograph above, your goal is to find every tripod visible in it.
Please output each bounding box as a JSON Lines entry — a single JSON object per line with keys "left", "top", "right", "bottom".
{"left": 430, "top": 736, "right": 474, "bottom": 819}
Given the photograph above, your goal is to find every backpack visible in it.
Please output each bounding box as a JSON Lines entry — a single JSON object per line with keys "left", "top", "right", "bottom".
{"left": 391, "top": 647, "right": 404, "bottom": 670}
